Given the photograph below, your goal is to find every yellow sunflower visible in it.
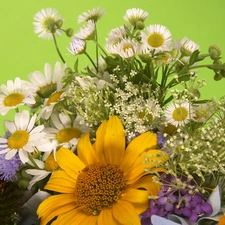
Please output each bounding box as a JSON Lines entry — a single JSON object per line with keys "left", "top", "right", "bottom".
{"left": 37, "top": 116, "right": 168, "bottom": 225}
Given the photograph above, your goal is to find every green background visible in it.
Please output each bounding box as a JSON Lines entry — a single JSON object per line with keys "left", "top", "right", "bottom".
{"left": 1, "top": 0, "right": 225, "bottom": 135}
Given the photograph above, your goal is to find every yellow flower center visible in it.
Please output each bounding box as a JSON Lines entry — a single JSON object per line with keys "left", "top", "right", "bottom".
{"left": 56, "top": 127, "right": 81, "bottom": 143}
{"left": 122, "top": 45, "right": 134, "bottom": 54}
{"left": 75, "top": 162, "right": 126, "bottom": 216}
{"left": 147, "top": 33, "right": 164, "bottom": 48}
{"left": 172, "top": 107, "right": 188, "bottom": 122}
{"left": 45, "top": 153, "right": 59, "bottom": 172}
{"left": 46, "top": 91, "right": 64, "bottom": 106}
{"left": 8, "top": 130, "right": 29, "bottom": 149}
{"left": 4, "top": 93, "right": 24, "bottom": 107}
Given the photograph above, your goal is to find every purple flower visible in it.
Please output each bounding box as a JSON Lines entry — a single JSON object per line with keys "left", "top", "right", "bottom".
{"left": 0, "top": 144, "right": 22, "bottom": 181}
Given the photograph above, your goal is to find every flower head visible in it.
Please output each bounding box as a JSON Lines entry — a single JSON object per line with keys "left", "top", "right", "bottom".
{"left": 77, "top": 7, "right": 106, "bottom": 23}
{"left": 124, "top": 8, "right": 148, "bottom": 27}
{"left": 68, "top": 37, "right": 86, "bottom": 55}
{"left": 0, "top": 78, "right": 35, "bottom": 116}
{"left": 33, "top": 8, "right": 63, "bottom": 40}
{"left": 75, "top": 20, "right": 96, "bottom": 40}
{"left": 141, "top": 24, "right": 172, "bottom": 52}
{"left": 37, "top": 116, "right": 168, "bottom": 225}
{"left": 0, "top": 110, "right": 48, "bottom": 163}
{"left": 180, "top": 37, "right": 199, "bottom": 56}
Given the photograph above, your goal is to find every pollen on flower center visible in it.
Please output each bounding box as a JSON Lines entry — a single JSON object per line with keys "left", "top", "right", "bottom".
{"left": 172, "top": 107, "right": 188, "bottom": 122}
{"left": 122, "top": 45, "right": 134, "bottom": 53}
{"left": 8, "top": 130, "right": 29, "bottom": 149}
{"left": 4, "top": 93, "right": 24, "bottom": 107}
{"left": 45, "top": 153, "right": 59, "bottom": 171}
{"left": 46, "top": 91, "right": 64, "bottom": 106}
{"left": 147, "top": 33, "right": 164, "bottom": 48}
{"left": 75, "top": 162, "right": 126, "bottom": 216}
{"left": 56, "top": 127, "right": 81, "bottom": 143}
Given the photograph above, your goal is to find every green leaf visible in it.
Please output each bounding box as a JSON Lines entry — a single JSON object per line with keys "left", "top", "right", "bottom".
{"left": 74, "top": 59, "right": 79, "bottom": 73}
{"left": 188, "top": 50, "right": 200, "bottom": 66}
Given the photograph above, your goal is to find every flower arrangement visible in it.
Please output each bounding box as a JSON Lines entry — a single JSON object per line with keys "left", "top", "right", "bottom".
{"left": 1, "top": 6, "right": 225, "bottom": 225}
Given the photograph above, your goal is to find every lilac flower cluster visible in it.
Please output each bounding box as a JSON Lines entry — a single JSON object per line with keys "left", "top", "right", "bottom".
{"left": 141, "top": 175, "right": 213, "bottom": 225}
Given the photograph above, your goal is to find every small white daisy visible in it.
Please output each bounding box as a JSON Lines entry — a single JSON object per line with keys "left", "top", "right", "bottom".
{"left": 165, "top": 102, "right": 194, "bottom": 127}
{"left": 0, "top": 110, "right": 49, "bottom": 163}
{"left": 28, "top": 62, "right": 67, "bottom": 98}
{"left": 44, "top": 113, "right": 89, "bottom": 155}
{"left": 0, "top": 78, "right": 36, "bottom": 116}
{"left": 75, "top": 20, "right": 96, "bottom": 40}
{"left": 180, "top": 37, "right": 200, "bottom": 56}
{"left": 141, "top": 24, "right": 172, "bottom": 52}
{"left": 77, "top": 7, "right": 106, "bottom": 23}
{"left": 193, "top": 103, "right": 213, "bottom": 122}
{"left": 67, "top": 37, "right": 86, "bottom": 55}
{"left": 124, "top": 8, "right": 148, "bottom": 26}
{"left": 26, "top": 153, "right": 59, "bottom": 189}
{"left": 116, "top": 38, "right": 138, "bottom": 58}
{"left": 33, "top": 8, "right": 63, "bottom": 40}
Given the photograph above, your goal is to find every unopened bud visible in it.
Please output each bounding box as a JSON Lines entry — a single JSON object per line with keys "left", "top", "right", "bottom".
{"left": 56, "top": 19, "right": 63, "bottom": 28}
{"left": 135, "top": 21, "right": 145, "bottom": 30}
{"left": 214, "top": 73, "right": 223, "bottom": 81}
{"left": 66, "top": 28, "right": 73, "bottom": 37}
{"left": 209, "top": 44, "right": 221, "bottom": 60}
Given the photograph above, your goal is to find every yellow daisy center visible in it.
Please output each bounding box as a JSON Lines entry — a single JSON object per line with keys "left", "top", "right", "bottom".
{"left": 172, "top": 107, "right": 188, "bottom": 122}
{"left": 122, "top": 45, "right": 134, "bottom": 53}
{"left": 8, "top": 130, "right": 29, "bottom": 149}
{"left": 4, "top": 93, "right": 24, "bottom": 107}
{"left": 75, "top": 162, "right": 126, "bottom": 216}
{"left": 46, "top": 91, "right": 64, "bottom": 106}
{"left": 56, "top": 127, "right": 81, "bottom": 143}
{"left": 147, "top": 33, "right": 164, "bottom": 48}
{"left": 45, "top": 153, "right": 59, "bottom": 172}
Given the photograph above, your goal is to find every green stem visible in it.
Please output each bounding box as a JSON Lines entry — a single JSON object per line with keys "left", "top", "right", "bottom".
{"left": 52, "top": 33, "right": 66, "bottom": 64}
{"left": 84, "top": 51, "right": 98, "bottom": 72}
{"left": 92, "top": 39, "right": 108, "bottom": 56}
{"left": 28, "top": 154, "right": 39, "bottom": 169}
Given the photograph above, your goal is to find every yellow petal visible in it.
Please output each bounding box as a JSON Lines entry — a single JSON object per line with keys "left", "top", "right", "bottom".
{"left": 56, "top": 147, "right": 85, "bottom": 178}
{"left": 77, "top": 132, "right": 97, "bottom": 165}
{"left": 37, "top": 194, "right": 77, "bottom": 225}
{"left": 120, "top": 132, "right": 157, "bottom": 171}
{"left": 45, "top": 170, "right": 76, "bottom": 193}
{"left": 98, "top": 207, "right": 122, "bottom": 225}
{"left": 112, "top": 200, "right": 141, "bottom": 225}
{"left": 95, "top": 116, "right": 125, "bottom": 165}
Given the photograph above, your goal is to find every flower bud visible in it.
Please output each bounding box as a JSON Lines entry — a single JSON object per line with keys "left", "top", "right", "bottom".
{"left": 55, "top": 19, "right": 63, "bottom": 28}
{"left": 208, "top": 44, "right": 221, "bottom": 60}
{"left": 170, "top": 48, "right": 179, "bottom": 59}
{"left": 214, "top": 73, "right": 223, "bottom": 81}
{"left": 66, "top": 28, "right": 73, "bottom": 37}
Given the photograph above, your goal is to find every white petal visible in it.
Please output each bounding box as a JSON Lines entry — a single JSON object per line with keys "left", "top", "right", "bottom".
{"left": 19, "top": 149, "right": 28, "bottom": 163}
{"left": 5, "top": 150, "right": 17, "bottom": 160}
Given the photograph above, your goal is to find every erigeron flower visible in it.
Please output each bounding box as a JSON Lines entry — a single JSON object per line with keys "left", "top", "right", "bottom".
{"left": 26, "top": 153, "right": 59, "bottom": 189}
{"left": 75, "top": 20, "right": 96, "bottom": 40}
{"left": 28, "top": 62, "right": 67, "bottom": 98}
{"left": 44, "top": 113, "right": 89, "bottom": 156}
{"left": 68, "top": 37, "right": 86, "bottom": 55}
{"left": 0, "top": 110, "right": 48, "bottom": 164}
{"left": 124, "top": 8, "right": 148, "bottom": 26}
{"left": 180, "top": 37, "right": 200, "bottom": 56}
{"left": 141, "top": 24, "right": 172, "bottom": 52}
{"left": 0, "top": 77, "right": 36, "bottom": 116}
{"left": 193, "top": 103, "right": 213, "bottom": 122}
{"left": 77, "top": 7, "right": 106, "bottom": 23}
{"left": 37, "top": 116, "right": 168, "bottom": 225}
{"left": 165, "top": 102, "right": 194, "bottom": 127}
{"left": 33, "top": 8, "right": 63, "bottom": 40}
{"left": 116, "top": 39, "right": 138, "bottom": 58}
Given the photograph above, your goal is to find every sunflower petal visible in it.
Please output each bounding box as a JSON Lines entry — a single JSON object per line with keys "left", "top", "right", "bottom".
{"left": 120, "top": 132, "right": 157, "bottom": 171}
{"left": 37, "top": 194, "right": 77, "bottom": 225}
{"left": 112, "top": 200, "right": 141, "bottom": 225}
{"left": 77, "top": 132, "right": 97, "bottom": 165}
{"left": 45, "top": 170, "right": 76, "bottom": 193}
{"left": 56, "top": 147, "right": 85, "bottom": 178}
{"left": 98, "top": 207, "right": 122, "bottom": 225}
{"left": 95, "top": 116, "right": 125, "bottom": 165}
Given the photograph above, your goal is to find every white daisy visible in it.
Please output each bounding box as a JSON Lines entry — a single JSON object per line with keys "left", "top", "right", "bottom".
{"left": 44, "top": 113, "right": 89, "bottom": 156}
{"left": 193, "top": 103, "right": 213, "bottom": 122}
{"left": 116, "top": 38, "right": 138, "bottom": 58}
{"left": 28, "top": 62, "right": 67, "bottom": 98}
{"left": 26, "top": 153, "right": 59, "bottom": 189}
{"left": 77, "top": 7, "right": 106, "bottom": 23}
{"left": 124, "top": 8, "right": 148, "bottom": 26}
{"left": 75, "top": 20, "right": 96, "bottom": 40}
{"left": 0, "top": 78, "right": 36, "bottom": 116}
{"left": 180, "top": 37, "right": 200, "bottom": 56}
{"left": 141, "top": 24, "right": 172, "bottom": 52}
{"left": 33, "top": 8, "right": 63, "bottom": 40}
{"left": 165, "top": 102, "right": 194, "bottom": 127}
{"left": 68, "top": 37, "right": 86, "bottom": 55}
{"left": 0, "top": 110, "right": 48, "bottom": 163}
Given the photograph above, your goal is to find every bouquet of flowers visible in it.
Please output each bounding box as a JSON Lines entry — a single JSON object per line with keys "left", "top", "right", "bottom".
{"left": 1, "top": 6, "right": 225, "bottom": 225}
